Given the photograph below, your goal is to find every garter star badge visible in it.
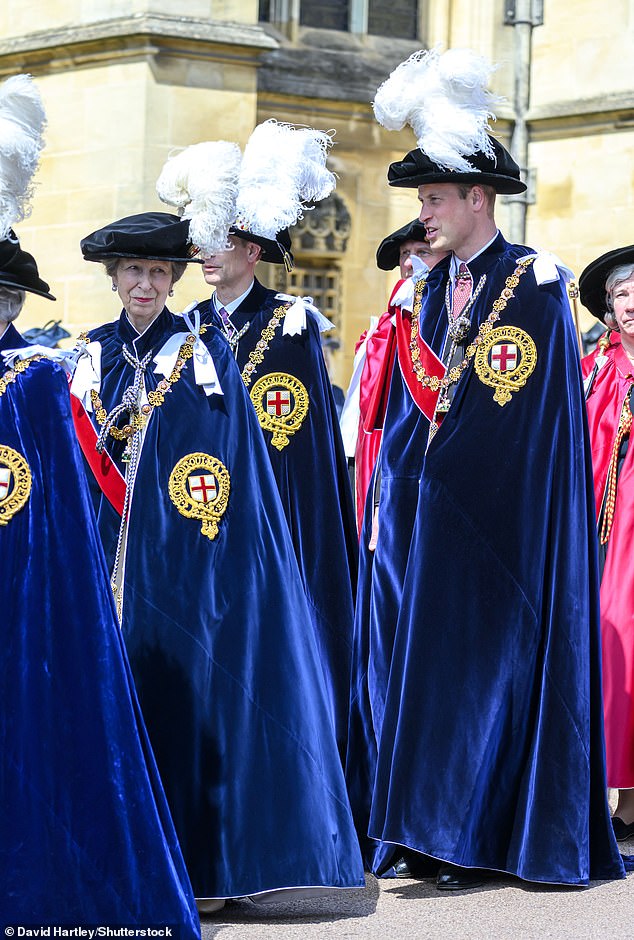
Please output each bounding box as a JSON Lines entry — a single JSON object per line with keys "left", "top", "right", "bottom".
{"left": 0, "top": 445, "right": 32, "bottom": 525}
{"left": 250, "top": 372, "right": 309, "bottom": 451}
{"left": 168, "top": 453, "right": 230, "bottom": 541}
{"left": 474, "top": 326, "right": 537, "bottom": 406}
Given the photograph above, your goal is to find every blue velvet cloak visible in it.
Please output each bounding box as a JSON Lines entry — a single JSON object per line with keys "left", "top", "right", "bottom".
{"left": 348, "top": 234, "right": 625, "bottom": 885}
{"left": 0, "top": 325, "right": 200, "bottom": 932}
{"left": 195, "top": 280, "right": 358, "bottom": 759}
{"left": 83, "top": 307, "right": 364, "bottom": 899}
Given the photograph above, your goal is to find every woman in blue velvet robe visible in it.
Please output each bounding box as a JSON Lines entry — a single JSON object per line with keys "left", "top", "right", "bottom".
{"left": 74, "top": 213, "right": 364, "bottom": 905}
{"left": 0, "top": 237, "right": 200, "bottom": 931}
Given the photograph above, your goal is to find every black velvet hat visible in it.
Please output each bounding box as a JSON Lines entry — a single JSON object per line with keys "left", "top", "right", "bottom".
{"left": 0, "top": 231, "right": 55, "bottom": 300}
{"left": 229, "top": 225, "right": 294, "bottom": 269}
{"left": 80, "top": 212, "right": 201, "bottom": 263}
{"left": 388, "top": 136, "right": 527, "bottom": 195}
{"left": 579, "top": 245, "right": 634, "bottom": 322}
{"left": 376, "top": 219, "right": 428, "bottom": 271}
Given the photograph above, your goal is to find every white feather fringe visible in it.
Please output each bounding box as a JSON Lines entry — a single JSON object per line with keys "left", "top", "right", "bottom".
{"left": 156, "top": 141, "right": 241, "bottom": 254}
{"left": 373, "top": 47, "right": 502, "bottom": 172}
{"left": 235, "top": 120, "right": 336, "bottom": 239}
{"left": 0, "top": 74, "right": 46, "bottom": 241}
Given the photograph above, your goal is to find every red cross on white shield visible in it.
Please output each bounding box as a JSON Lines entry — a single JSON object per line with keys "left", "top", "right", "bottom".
{"left": 266, "top": 389, "right": 291, "bottom": 417}
{"left": 490, "top": 343, "right": 518, "bottom": 372}
{"left": 188, "top": 473, "right": 217, "bottom": 503}
{"left": 0, "top": 467, "right": 10, "bottom": 500}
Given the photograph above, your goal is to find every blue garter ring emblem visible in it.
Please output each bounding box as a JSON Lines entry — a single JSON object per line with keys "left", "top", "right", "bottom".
{"left": 474, "top": 326, "right": 537, "bottom": 406}
{"left": 250, "top": 372, "right": 309, "bottom": 451}
{"left": 168, "top": 452, "right": 230, "bottom": 540}
{"left": 0, "top": 445, "right": 32, "bottom": 525}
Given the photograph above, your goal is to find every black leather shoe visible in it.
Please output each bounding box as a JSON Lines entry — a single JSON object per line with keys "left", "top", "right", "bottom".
{"left": 436, "top": 863, "right": 491, "bottom": 890}
{"left": 393, "top": 852, "right": 440, "bottom": 879}
{"left": 612, "top": 816, "right": 634, "bottom": 842}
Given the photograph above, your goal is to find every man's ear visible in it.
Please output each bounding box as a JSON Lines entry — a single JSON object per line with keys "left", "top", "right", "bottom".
{"left": 470, "top": 185, "right": 486, "bottom": 210}
{"left": 246, "top": 241, "right": 263, "bottom": 264}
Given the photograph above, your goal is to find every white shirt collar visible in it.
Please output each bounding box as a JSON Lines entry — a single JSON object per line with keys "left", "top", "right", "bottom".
{"left": 213, "top": 281, "right": 254, "bottom": 316}
{"left": 449, "top": 230, "right": 500, "bottom": 280}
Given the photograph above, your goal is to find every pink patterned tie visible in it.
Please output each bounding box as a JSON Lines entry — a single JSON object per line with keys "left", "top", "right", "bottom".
{"left": 451, "top": 262, "right": 473, "bottom": 319}
{"left": 218, "top": 305, "right": 235, "bottom": 340}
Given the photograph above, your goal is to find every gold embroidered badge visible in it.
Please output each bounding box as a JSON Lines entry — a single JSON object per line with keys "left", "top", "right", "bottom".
{"left": 168, "top": 453, "right": 230, "bottom": 541}
{"left": 0, "top": 445, "right": 32, "bottom": 525}
{"left": 474, "top": 326, "right": 537, "bottom": 406}
{"left": 249, "top": 372, "right": 309, "bottom": 451}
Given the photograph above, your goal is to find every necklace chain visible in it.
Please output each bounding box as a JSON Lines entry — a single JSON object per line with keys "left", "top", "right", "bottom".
{"left": 0, "top": 355, "right": 42, "bottom": 396}
{"left": 409, "top": 256, "right": 534, "bottom": 392}
{"left": 90, "top": 327, "right": 207, "bottom": 445}
{"left": 240, "top": 304, "right": 289, "bottom": 388}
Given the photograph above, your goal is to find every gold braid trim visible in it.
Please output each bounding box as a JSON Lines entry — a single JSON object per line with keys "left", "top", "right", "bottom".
{"left": 0, "top": 355, "right": 43, "bottom": 397}
{"left": 600, "top": 390, "right": 633, "bottom": 545}
{"left": 409, "top": 256, "right": 535, "bottom": 391}
{"left": 240, "top": 304, "right": 290, "bottom": 388}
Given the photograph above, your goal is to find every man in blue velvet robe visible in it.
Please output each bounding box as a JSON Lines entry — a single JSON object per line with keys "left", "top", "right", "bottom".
{"left": 347, "top": 135, "right": 626, "bottom": 888}
{"left": 0, "top": 233, "right": 200, "bottom": 932}
{"left": 73, "top": 213, "right": 364, "bottom": 906}
{"left": 193, "top": 227, "right": 358, "bottom": 761}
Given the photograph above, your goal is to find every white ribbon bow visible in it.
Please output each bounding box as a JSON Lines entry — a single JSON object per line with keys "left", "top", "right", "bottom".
{"left": 390, "top": 256, "right": 430, "bottom": 313}
{"left": 518, "top": 250, "right": 575, "bottom": 286}
{"left": 154, "top": 305, "right": 222, "bottom": 397}
{"left": 3, "top": 344, "right": 81, "bottom": 377}
{"left": 276, "top": 293, "right": 333, "bottom": 335}
{"left": 69, "top": 341, "right": 102, "bottom": 410}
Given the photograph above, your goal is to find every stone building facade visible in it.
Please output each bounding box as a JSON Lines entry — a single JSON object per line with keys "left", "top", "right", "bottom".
{"left": 0, "top": 1, "right": 632, "bottom": 382}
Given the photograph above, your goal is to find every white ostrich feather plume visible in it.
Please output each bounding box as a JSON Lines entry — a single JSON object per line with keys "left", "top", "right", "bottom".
{"left": 156, "top": 141, "right": 241, "bottom": 253}
{"left": 373, "top": 47, "right": 502, "bottom": 172}
{"left": 0, "top": 74, "right": 46, "bottom": 241}
{"left": 235, "top": 120, "right": 336, "bottom": 239}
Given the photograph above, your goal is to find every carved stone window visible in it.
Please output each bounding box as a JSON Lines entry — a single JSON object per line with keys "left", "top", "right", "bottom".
{"left": 265, "top": 193, "right": 351, "bottom": 333}
{"left": 260, "top": 0, "right": 420, "bottom": 38}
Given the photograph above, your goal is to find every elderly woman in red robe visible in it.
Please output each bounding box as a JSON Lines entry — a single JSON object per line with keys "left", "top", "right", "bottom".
{"left": 580, "top": 245, "right": 634, "bottom": 842}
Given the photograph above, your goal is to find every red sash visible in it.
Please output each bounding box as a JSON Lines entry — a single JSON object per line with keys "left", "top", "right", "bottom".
{"left": 71, "top": 394, "right": 126, "bottom": 516}
{"left": 395, "top": 305, "right": 446, "bottom": 422}
{"left": 361, "top": 281, "right": 404, "bottom": 433}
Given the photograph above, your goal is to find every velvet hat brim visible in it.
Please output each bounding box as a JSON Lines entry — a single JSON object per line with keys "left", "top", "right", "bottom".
{"left": 80, "top": 212, "right": 202, "bottom": 264}
{"left": 229, "top": 226, "right": 294, "bottom": 267}
{"left": 376, "top": 219, "right": 428, "bottom": 271}
{"left": 579, "top": 245, "right": 634, "bottom": 322}
{"left": 388, "top": 136, "right": 527, "bottom": 195}
{"left": 0, "top": 233, "right": 55, "bottom": 300}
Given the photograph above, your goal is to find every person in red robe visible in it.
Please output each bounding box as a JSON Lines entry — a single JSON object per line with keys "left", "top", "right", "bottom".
{"left": 580, "top": 245, "right": 634, "bottom": 842}
{"left": 341, "top": 220, "right": 448, "bottom": 533}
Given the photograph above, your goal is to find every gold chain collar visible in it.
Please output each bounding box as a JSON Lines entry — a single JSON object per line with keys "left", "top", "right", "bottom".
{"left": 90, "top": 327, "right": 207, "bottom": 443}
{"left": 409, "top": 256, "right": 535, "bottom": 391}
{"left": 240, "top": 304, "right": 290, "bottom": 388}
{"left": 0, "top": 355, "right": 43, "bottom": 397}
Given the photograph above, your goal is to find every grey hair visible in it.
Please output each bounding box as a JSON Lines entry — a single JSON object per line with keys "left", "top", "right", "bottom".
{"left": 605, "top": 263, "right": 634, "bottom": 313}
{"left": 103, "top": 258, "right": 187, "bottom": 285}
{"left": 0, "top": 286, "right": 26, "bottom": 323}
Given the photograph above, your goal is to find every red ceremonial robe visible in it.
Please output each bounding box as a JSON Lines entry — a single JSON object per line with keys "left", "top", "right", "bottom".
{"left": 583, "top": 333, "right": 634, "bottom": 787}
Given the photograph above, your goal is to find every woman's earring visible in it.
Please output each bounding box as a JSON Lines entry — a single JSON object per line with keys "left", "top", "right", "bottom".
{"left": 169, "top": 288, "right": 174, "bottom": 297}
{"left": 112, "top": 283, "right": 117, "bottom": 292}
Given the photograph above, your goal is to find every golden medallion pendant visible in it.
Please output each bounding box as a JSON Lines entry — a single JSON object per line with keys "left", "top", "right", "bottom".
{"left": 0, "top": 445, "right": 32, "bottom": 525}
{"left": 249, "top": 372, "right": 309, "bottom": 451}
{"left": 474, "top": 326, "right": 537, "bottom": 406}
{"left": 168, "top": 453, "right": 230, "bottom": 541}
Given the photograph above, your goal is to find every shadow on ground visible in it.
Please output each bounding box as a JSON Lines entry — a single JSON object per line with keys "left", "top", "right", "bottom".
{"left": 199, "top": 875, "right": 378, "bottom": 935}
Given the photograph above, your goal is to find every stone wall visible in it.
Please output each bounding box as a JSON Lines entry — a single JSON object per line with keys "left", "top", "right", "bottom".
{"left": 1, "top": 0, "right": 632, "bottom": 380}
